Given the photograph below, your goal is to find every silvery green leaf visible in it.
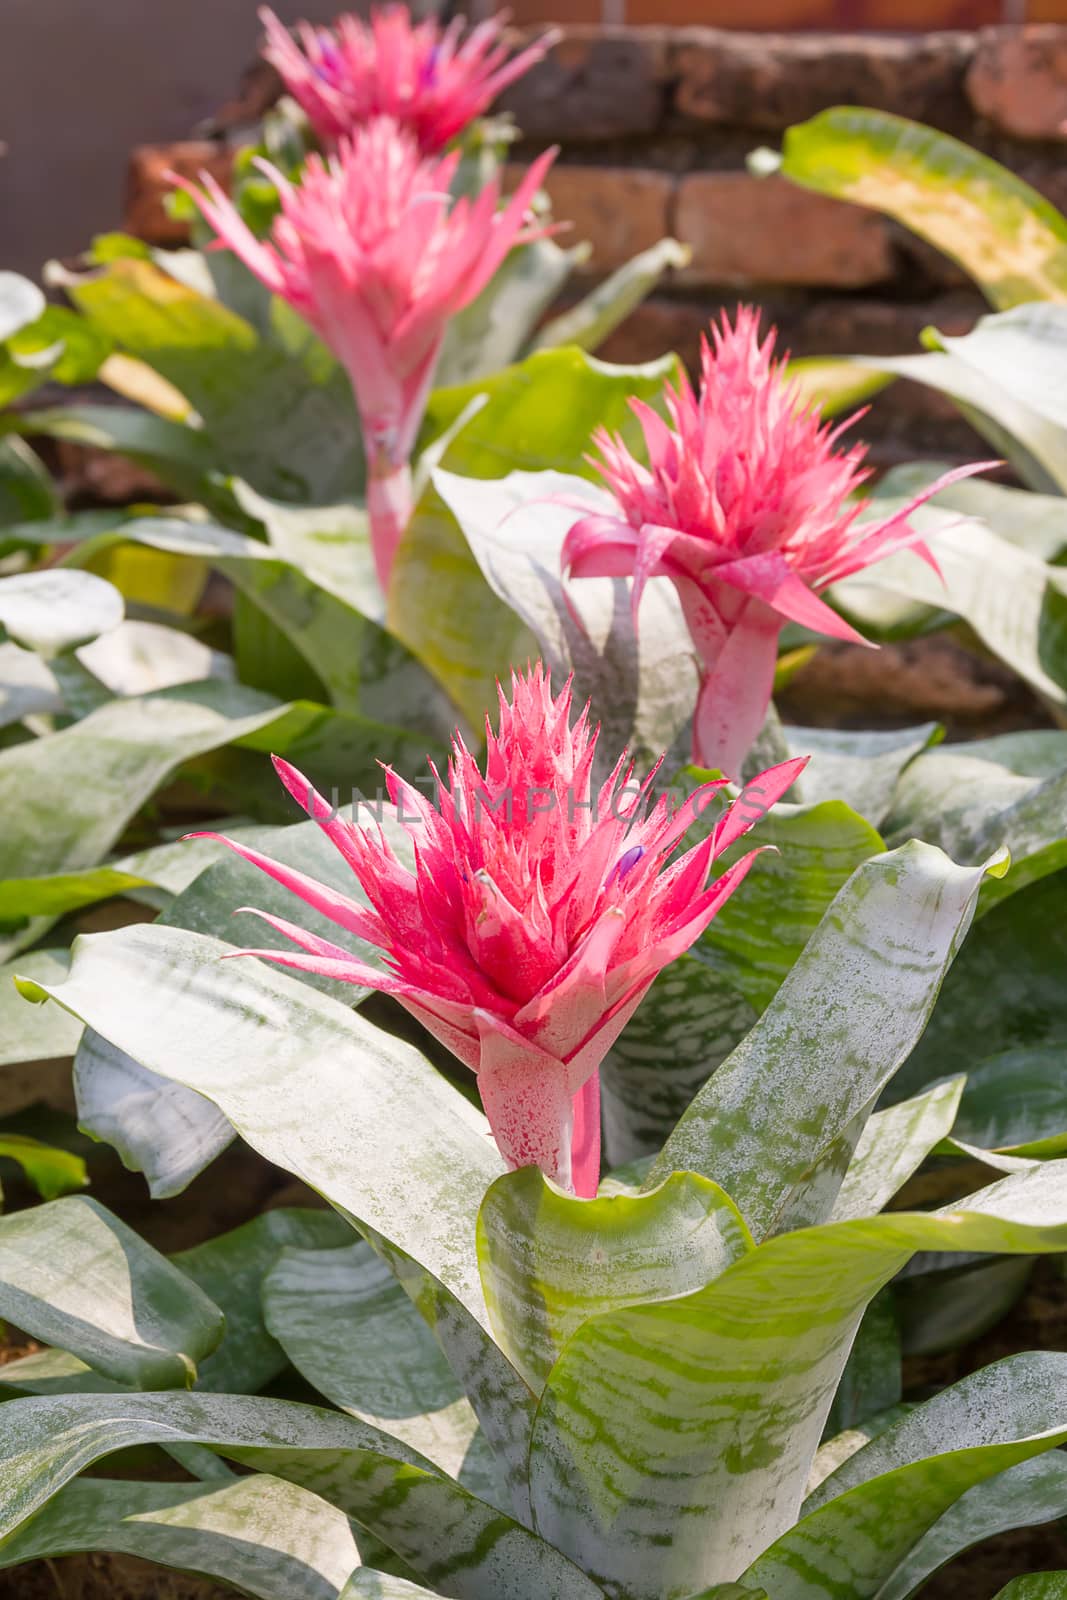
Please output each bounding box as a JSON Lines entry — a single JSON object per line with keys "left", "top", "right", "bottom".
{"left": 0, "top": 1195, "right": 221, "bottom": 1389}
{"left": 651, "top": 843, "right": 998, "bottom": 1239}
{"left": 0, "top": 1473, "right": 365, "bottom": 1600}
{"left": 0, "top": 568, "right": 123, "bottom": 655}
{"left": 477, "top": 1168, "right": 752, "bottom": 1394}
{"left": 264, "top": 1241, "right": 500, "bottom": 1506}
{"left": 0, "top": 1392, "right": 605, "bottom": 1600}
{"left": 784, "top": 722, "right": 941, "bottom": 829}
{"left": 875, "top": 1452, "right": 1067, "bottom": 1600}
{"left": 528, "top": 1163, "right": 1067, "bottom": 1598}
{"left": 16, "top": 923, "right": 503, "bottom": 1325}
{"left": 531, "top": 239, "right": 690, "bottom": 356}
{"left": 893, "top": 869, "right": 1067, "bottom": 1102}
{"left": 830, "top": 1077, "right": 965, "bottom": 1222}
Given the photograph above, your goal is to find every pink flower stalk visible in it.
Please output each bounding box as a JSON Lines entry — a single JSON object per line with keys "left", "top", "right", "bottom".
{"left": 190, "top": 666, "right": 804, "bottom": 1197}
{"left": 173, "top": 122, "right": 554, "bottom": 590}
{"left": 562, "top": 309, "right": 995, "bottom": 777}
{"left": 259, "top": 5, "right": 556, "bottom": 154}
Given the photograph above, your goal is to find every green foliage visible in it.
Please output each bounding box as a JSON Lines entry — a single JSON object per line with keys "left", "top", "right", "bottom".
{"left": 773, "top": 107, "right": 1067, "bottom": 309}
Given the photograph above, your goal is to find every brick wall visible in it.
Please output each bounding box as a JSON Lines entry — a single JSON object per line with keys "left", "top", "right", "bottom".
{"left": 125, "top": 22, "right": 1067, "bottom": 469}
{"left": 491, "top": 22, "right": 1067, "bottom": 468}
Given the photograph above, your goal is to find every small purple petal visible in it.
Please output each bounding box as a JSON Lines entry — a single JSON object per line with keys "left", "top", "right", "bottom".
{"left": 608, "top": 845, "right": 645, "bottom": 889}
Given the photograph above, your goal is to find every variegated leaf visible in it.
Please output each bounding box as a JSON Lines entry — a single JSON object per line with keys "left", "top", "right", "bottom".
{"left": 651, "top": 843, "right": 999, "bottom": 1238}
{"left": 263, "top": 1241, "right": 500, "bottom": 1507}
{"left": 527, "top": 1163, "right": 1067, "bottom": 1599}
{"left": 477, "top": 1168, "right": 752, "bottom": 1394}
{"left": 0, "top": 1392, "right": 605, "bottom": 1600}
{"left": 0, "top": 1195, "right": 221, "bottom": 1389}
{"left": 0, "top": 1472, "right": 366, "bottom": 1600}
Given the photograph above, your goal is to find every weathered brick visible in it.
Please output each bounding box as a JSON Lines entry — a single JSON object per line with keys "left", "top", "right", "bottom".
{"left": 671, "top": 27, "right": 974, "bottom": 132}
{"left": 675, "top": 172, "right": 892, "bottom": 289}
{"left": 125, "top": 142, "right": 234, "bottom": 246}
{"left": 594, "top": 297, "right": 710, "bottom": 369}
{"left": 506, "top": 163, "right": 675, "bottom": 272}
{"left": 497, "top": 27, "right": 670, "bottom": 142}
{"left": 967, "top": 25, "right": 1067, "bottom": 141}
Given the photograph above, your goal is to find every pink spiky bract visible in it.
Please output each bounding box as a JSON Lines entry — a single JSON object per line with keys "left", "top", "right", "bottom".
{"left": 259, "top": 5, "right": 556, "bottom": 154}
{"left": 562, "top": 308, "right": 996, "bottom": 777}
{"left": 172, "top": 120, "right": 554, "bottom": 590}
{"left": 192, "top": 665, "right": 804, "bottom": 1197}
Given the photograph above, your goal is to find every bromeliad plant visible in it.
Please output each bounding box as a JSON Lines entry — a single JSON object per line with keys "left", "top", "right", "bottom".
{"left": 192, "top": 667, "right": 805, "bottom": 1193}
{"left": 9, "top": 672, "right": 1067, "bottom": 1598}
{"left": 173, "top": 120, "right": 556, "bottom": 587}
{"left": 560, "top": 309, "right": 991, "bottom": 774}
{"left": 258, "top": 3, "right": 558, "bottom": 155}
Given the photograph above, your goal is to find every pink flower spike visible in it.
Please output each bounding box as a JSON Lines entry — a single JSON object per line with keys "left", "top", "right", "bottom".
{"left": 259, "top": 5, "right": 557, "bottom": 154}
{"left": 201, "top": 664, "right": 802, "bottom": 1195}
{"left": 564, "top": 307, "right": 993, "bottom": 775}
{"left": 174, "top": 119, "right": 555, "bottom": 591}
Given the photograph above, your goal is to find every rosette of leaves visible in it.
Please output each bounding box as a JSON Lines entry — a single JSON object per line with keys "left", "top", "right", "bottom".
{"left": 5, "top": 835, "right": 1067, "bottom": 1596}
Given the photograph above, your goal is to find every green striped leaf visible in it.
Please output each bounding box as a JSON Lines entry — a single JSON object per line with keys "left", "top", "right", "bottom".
{"left": 830, "top": 1077, "right": 965, "bottom": 1222}
{"left": 72, "top": 805, "right": 414, "bottom": 1198}
{"left": 834, "top": 510, "right": 1067, "bottom": 706}
{"left": 995, "top": 1578, "right": 1067, "bottom": 1599}
{"left": 0, "top": 1208, "right": 351, "bottom": 1401}
{"left": 0, "top": 1195, "right": 221, "bottom": 1389}
{"left": 601, "top": 956, "right": 756, "bottom": 1167}
{"left": 531, "top": 239, "right": 690, "bottom": 356}
{"left": 651, "top": 843, "right": 999, "bottom": 1238}
{"left": 822, "top": 1293, "right": 901, "bottom": 1439}
{"left": 885, "top": 730, "right": 1067, "bottom": 913}
{"left": 62, "top": 254, "right": 364, "bottom": 502}
{"left": 64, "top": 515, "right": 451, "bottom": 730}
{"left": 341, "top": 1577, "right": 442, "bottom": 1600}
{"left": 751, "top": 1351, "right": 1067, "bottom": 1598}
{"left": 477, "top": 1168, "right": 752, "bottom": 1394}
{"left": 785, "top": 723, "right": 940, "bottom": 828}
{"left": 11, "top": 404, "right": 237, "bottom": 518}
{"left": 527, "top": 1163, "right": 1067, "bottom": 1599}
{"left": 947, "top": 1046, "right": 1067, "bottom": 1161}
{"left": 0, "top": 1473, "right": 365, "bottom": 1600}
{"left": 0, "top": 1392, "right": 604, "bottom": 1600}
{"left": 0, "top": 679, "right": 285, "bottom": 958}
{"left": 875, "top": 1452, "right": 1067, "bottom": 1600}
{"left": 263, "top": 1241, "right": 499, "bottom": 1505}
{"left": 16, "top": 922, "right": 502, "bottom": 1325}
{"left": 437, "top": 236, "right": 581, "bottom": 386}
{"left": 703, "top": 800, "right": 884, "bottom": 1013}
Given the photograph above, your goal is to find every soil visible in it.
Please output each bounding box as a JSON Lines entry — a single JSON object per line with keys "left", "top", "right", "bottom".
{"left": 0, "top": 1553, "right": 239, "bottom": 1598}
{"left": 779, "top": 633, "right": 1058, "bottom": 741}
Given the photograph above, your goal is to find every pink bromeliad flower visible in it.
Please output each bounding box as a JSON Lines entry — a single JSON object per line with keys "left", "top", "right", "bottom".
{"left": 191, "top": 666, "right": 804, "bottom": 1197}
{"left": 260, "top": 5, "right": 555, "bottom": 154}
{"left": 173, "top": 123, "right": 554, "bottom": 590}
{"left": 562, "top": 309, "right": 995, "bottom": 777}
